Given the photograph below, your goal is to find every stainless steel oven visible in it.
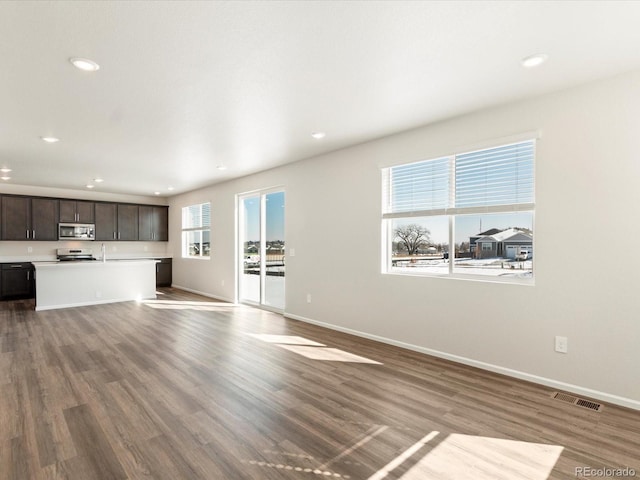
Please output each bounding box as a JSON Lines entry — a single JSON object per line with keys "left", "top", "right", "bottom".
{"left": 56, "top": 248, "right": 96, "bottom": 261}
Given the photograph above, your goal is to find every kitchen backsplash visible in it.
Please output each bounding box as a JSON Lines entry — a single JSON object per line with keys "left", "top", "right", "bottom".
{"left": 0, "top": 240, "right": 170, "bottom": 261}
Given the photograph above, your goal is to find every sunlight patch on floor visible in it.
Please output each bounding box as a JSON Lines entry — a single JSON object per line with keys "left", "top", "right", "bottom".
{"left": 141, "top": 299, "right": 238, "bottom": 311}
{"left": 248, "top": 333, "right": 382, "bottom": 364}
{"left": 368, "top": 431, "right": 440, "bottom": 480}
{"left": 369, "top": 432, "right": 563, "bottom": 480}
{"left": 247, "top": 334, "right": 326, "bottom": 346}
{"left": 278, "top": 345, "right": 382, "bottom": 364}
{"left": 242, "top": 459, "right": 351, "bottom": 478}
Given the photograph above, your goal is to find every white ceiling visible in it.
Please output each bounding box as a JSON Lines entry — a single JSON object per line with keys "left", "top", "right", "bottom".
{"left": 2, "top": 1, "right": 640, "bottom": 197}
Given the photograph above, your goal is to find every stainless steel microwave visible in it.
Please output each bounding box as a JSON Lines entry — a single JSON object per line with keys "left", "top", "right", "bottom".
{"left": 58, "top": 223, "right": 95, "bottom": 241}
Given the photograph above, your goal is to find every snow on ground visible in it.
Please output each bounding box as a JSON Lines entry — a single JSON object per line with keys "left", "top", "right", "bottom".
{"left": 392, "top": 258, "right": 532, "bottom": 277}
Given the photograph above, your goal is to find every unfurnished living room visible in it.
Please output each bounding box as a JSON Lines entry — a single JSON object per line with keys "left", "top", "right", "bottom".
{"left": 1, "top": 1, "right": 639, "bottom": 479}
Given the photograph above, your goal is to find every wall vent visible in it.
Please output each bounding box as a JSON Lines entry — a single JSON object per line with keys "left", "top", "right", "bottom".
{"left": 551, "top": 392, "right": 603, "bottom": 412}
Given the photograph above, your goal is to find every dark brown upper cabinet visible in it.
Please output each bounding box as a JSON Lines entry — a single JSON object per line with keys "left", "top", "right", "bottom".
{"left": 117, "top": 204, "right": 139, "bottom": 241}
{"left": 1, "top": 196, "right": 58, "bottom": 241}
{"left": 94, "top": 202, "right": 118, "bottom": 241}
{"left": 59, "top": 200, "right": 95, "bottom": 223}
{"left": 139, "top": 205, "right": 168, "bottom": 241}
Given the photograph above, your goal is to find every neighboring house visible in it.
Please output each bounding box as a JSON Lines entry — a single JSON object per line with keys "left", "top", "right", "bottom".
{"left": 469, "top": 228, "right": 502, "bottom": 257}
{"left": 267, "top": 242, "right": 284, "bottom": 253}
{"left": 471, "top": 228, "right": 533, "bottom": 260}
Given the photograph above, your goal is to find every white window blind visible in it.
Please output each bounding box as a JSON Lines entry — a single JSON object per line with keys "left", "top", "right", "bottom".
{"left": 384, "top": 157, "right": 450, "bottom": 214}
{"left": 455, "top": 140, "right": 534, "bottom": 208}
{"left": 383, "top": 139, "right": 535, "bottom": 216}
{"left": 182, "top": 203, "right": 211, "bottom": 230}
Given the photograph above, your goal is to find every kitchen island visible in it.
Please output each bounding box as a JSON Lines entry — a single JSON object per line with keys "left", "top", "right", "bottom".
{"left": 32, "top": 259, "right": 157, "bottom": 311}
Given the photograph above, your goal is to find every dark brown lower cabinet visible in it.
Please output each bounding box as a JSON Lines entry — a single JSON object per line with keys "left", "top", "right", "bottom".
{"left": 155, "top": 258, "right": 172, "bottom": 287}
{"left": 1, "top": 263, "right": 35, "bottom": 299}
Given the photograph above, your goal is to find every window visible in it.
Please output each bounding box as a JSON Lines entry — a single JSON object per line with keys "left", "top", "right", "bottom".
{"left": 382, "top": 139, "right": 535, "bottom": 281}
{"left": 182, "top": 202, "right": 211, "bottom": 258}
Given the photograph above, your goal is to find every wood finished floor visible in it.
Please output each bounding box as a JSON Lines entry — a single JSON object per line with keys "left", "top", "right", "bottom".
{"left": 1, "top": 288, "right": 639, "bottom": 480}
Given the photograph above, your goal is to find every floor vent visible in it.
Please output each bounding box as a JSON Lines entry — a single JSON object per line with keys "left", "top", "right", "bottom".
{"left": 551, "top": 392, "right": 603, "bottom": 412}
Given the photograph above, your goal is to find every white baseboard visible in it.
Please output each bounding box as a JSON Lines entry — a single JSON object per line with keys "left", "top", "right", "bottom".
{"left": 284, "top": 312, "right": 640, "bottom": 411}
{"left": 169, "top": 284, "right": 235, "bottom": 304}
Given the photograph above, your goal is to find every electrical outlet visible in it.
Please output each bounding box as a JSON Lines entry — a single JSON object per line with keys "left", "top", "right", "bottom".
{"left": 290, "top": 248, "right": 296, "bottom": 257}
{"left": 27, "top": 247, "right": 33, "bottom": 253}
{"left": 555, "top": 336, "right": 568, "bottom": 353}
{"left": 306, "top": 293, "right": 311, "bottom": 303}
{"left": 95, "top": 291, "right": 102, "bottom": 298}
{"left": 221, "top": 280, "right": 225, "bottom": 287}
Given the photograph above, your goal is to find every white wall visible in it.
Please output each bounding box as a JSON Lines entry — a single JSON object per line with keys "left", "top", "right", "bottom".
{"left": 0, "top": 185, "right": 170, "bottom": 260}
{"left": 169, "top": 70, "right": 640, "bottom": 408}
{"left": 0, "top": 183, "right": 168, "bottom": 205}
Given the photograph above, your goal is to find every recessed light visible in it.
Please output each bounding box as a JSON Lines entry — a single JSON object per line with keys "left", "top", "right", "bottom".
{"left": 1, "top": 176, "right": 10, "bottom": 181}
{"left": 94, "top": 178, "right": 104, "bottom": 183}
{"left": 70, "top": 57, "right": 100, "bottom": 72}
{"left": 41, "top": 136, "right": 59, "bottom": 143}
{"left": 521, "top": 53, "right": 548, "bottom": 68}
{"left": 167, "top": 186, "right": 175, "bottom": 191}
{"left": 216, "top": 165, "right": 227, "bottom": 171}
{"left": 311, "top": 131, "right": 326, "bottom": 139}
{"left": 86, "top": 184, "right": 94, "bottom": 189}
{"left": 154, "top": 191, "right": 161, "bottom": 195}
{"left": 0, "top": 168, "right": 11, "bottom": 173}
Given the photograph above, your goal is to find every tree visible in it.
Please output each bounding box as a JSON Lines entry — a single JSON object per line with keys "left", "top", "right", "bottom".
{"left": 456, "top": 241, "right": 470, "bottom": 253}
{"left": 394, "top": 224, "right": 431, "bottom": 256}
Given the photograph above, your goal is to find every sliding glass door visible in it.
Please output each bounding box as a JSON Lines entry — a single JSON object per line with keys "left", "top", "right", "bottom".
{"left": 240, "top": 195, "right": 261, "bottom": 304}
{"left": 239, "top": 190, "right": 285, "bottom": 310}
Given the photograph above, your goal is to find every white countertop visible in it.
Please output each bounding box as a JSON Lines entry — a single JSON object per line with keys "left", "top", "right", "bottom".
{"left": 0, "top": 255, "right": 172, "bottom": 263}
{"left": 32, "top": 259, "right": 160, "bottom": 268}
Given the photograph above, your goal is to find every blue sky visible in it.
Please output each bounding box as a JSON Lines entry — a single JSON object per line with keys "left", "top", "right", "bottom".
{"left": 243, "top": 191, "right": 285, "bottom": 242}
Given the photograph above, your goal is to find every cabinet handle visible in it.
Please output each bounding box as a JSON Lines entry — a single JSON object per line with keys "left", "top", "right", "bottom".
{"left": 26, "top": 230, "right": 29, "bottom": 239}
{"left": 11, "top": 264, "right": 22, "bottom": 268}
{"left": 113, "top": 232, "right": 116, "bottom": 240}
{"left": 118, "top": 232, "right": 121, "bottom": 240}
{"left": 27, "top": 271, "right": 30, "bottom": 281}
{"left": 32, "top": 230, "right": 36, "bottom": 239}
